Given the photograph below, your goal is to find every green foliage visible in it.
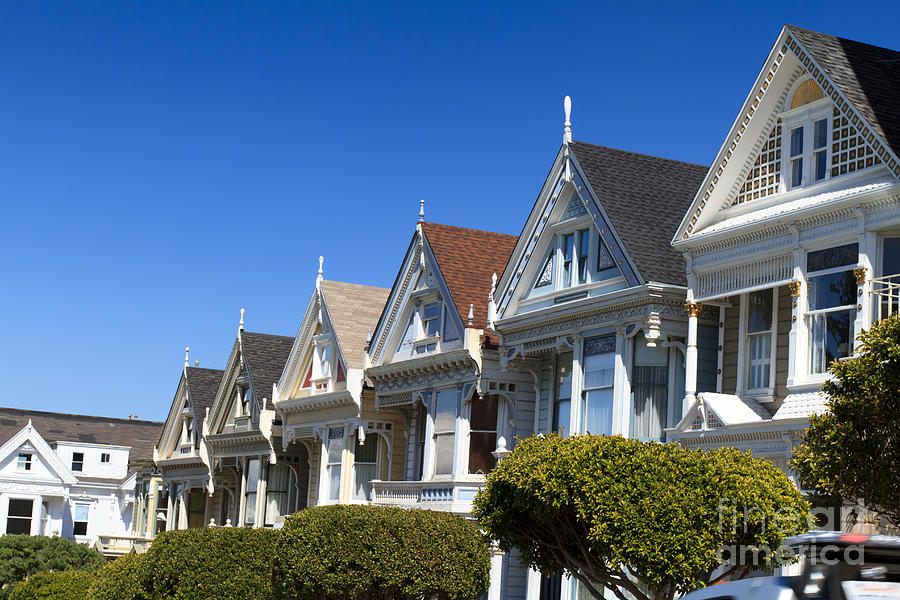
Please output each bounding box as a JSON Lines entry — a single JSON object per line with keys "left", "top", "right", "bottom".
{"left": 87, "top": 553, "right": 147, "bottom": 600}
{"left": 793, "top": 314, "right": 900, "bottom": 528}
{"left": 141, "top": 527, "right": 279, "bottom": 600}
{"left": 272, "top": 504, "right": 491, "bottom": 600}
{"left": 0, "top": 536, "right": 103, "bottom": 600}
{"left": 473, "top": 435, "right": 809, "bottom": 600}
{"left": 9, "top": 571, "right": 94, "bottom": 600}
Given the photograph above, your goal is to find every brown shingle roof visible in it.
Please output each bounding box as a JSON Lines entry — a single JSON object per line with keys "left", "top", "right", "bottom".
{"left": 421, "top": 222, "right": 518, "bottom": 330}
{"left": 319, "top": 280, "right": 390, "bottom": 370}
{"left": 0, "top": 407, "right": 162, "bottom": 472}
{"left": 787, "top": 25, "right": 900, "bottom": 156}
{"left": 240, "top": 331, "right": 295, "bottom": 404}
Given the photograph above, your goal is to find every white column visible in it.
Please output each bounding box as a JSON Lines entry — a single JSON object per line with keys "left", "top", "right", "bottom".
{"left": 422, "top": 393, "right": 435, "bottom": 480}
{"left": 611, "top": 329, "right": 626, "bottom": 435}
{"left": 569, "top": 336, "right": 583, "bottom": 435}
{"left": 488, "top": 549, "right": 504, "bottom": 600}
{"left": 166, "top": 483, "right": 175, "bottom": 531}
{"left": 255, "top": 460, "right": 267, "bottom": 526}
{"left": 525, "top": 567, "right": 542, "bottom": 600}
{"left": 451, "top": 387, "right": 467, "bottom": 480}
{"left": 30, "top": 497, "right": 41, "bottom": 536}
{"left": 237, "top": 460, "right": 248, "bottom": 525}
{"left": 856, "top": 230, "right": 876, "bottom": 345}
{"left": 684, "top": 303, "right": 701, "bottom": 402}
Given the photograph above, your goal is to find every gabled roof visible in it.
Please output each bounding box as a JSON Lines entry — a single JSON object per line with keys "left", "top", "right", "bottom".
{"left": 0, "top": 407, "right": 162, "bottom": 471}
{"left": 786, "top": 25, "right": 900, "bottom": 155}
{"left": 0, "top": 422, "right": 78, "bottom": 485}
{"left": 421, "top": 222, "right": 518, "bottom": 329}
{"left": 185, "top": 367, "right": 224, "bottom": 428}
{"left": 319, "top": 280, "right": 390, "bottom": 370}
{"left": 569, "top": 141, "right": 708, "bottom": 286}
{"left": 772, "top": 390, "right": 828, "bottom": 420}
{"left": 240, "top": 331, "right": 295, "bottom": 404}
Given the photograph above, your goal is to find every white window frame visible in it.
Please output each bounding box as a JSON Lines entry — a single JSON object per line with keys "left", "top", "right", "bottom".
{"left": 741, "top": 287, "right": 778, "bottom": 399}
{"left": 73, "top": 503, "right": 90, "bottom": 537}
{"left": 781, "top": 92, "right": 831, "bottom": 192}
{"left": 411, "top": 294, "right": 443, "bottom": 355}
{"left": 351, "top": 433, "right": 381, "bottom": 502}
{"left": 431, "top": 388, "right": 458, "bottom": 479}
{"left": 71, "top": 452, "right": 84, "bottom": 472}
{"left": 100, "top": 453, "right": 111, "bottom": 463}
{"left": 17, "top": 453, "right": 32, "bottom": 472}
{"left": 804, "top": 263, "right": 857, "bottom": 376}
{"left": 323, "top": 426, "right": 345, "bottom": 503}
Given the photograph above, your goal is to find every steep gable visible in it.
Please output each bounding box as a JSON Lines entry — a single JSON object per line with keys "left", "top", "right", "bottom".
{"left": 240, "top": 331, "right": 294, "bottom": 405}
{"left": 320, "top": 280, "right": 390, "bottom": 371}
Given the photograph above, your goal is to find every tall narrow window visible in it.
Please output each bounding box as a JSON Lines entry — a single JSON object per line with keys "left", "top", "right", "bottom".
{"left": 73, "top": 504, "right": 89, "bottom": 536}
{"left": 244, "top": 460, "right": 259, "bottom": 525}
{"left": 561, "top": 234, "right": 574, "bottom": 288}
{"left": 469, "top": 395, "right": 499, "bottom": 474}
{"left": 433, "top": 389, "right": 457, "bottom": 476}
{"left": 6, "top": 499, "right": 32, "bottom": 535}
{"left": 414, "top": 402, "right": 426, "bottom": 480}
{"left": 423, "top": 301, "right": 441, "bottom": 337}
{"left": 265, "top": 464, "right": 294, "bottom": 525}
{"left": 576, "top": 229, "right": 590, "bottom": 285}
{"left": 747, "top": 289, "right": 774, "bottom": 391}
{"left": 353, "top": 437, "right": 378, "bottom": 500}
{"left": 187, "top": 489, "right": 205, "bottom": 529}
{"left": 814, "top": 118, "right": 828, "bottom": 181}
{"left": 790, "top": 126, "right": 804, "bottom": 188}
{"left": 807, "top": 244, "right": 858, "bottom": 374}
{"left": 553, "top": 352, "right": 573, "bottom": 437}
{"left": 71, "top": 452, "right": 84, "bottom": 472}
{"left": 631, "top": 334, "right": 668, "bottom": 440}
{"left": 326, "top": 427, "right": 344, "bottom": 501}
{"left": 583, "top": 336, "right": 616, "bottom": 435}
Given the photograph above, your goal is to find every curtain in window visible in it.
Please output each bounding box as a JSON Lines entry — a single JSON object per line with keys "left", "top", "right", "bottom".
{"left": 265, "top": 464, "right": 292, "bottom": 525}
{"left": 354, "top": 436, "right": 379, "bottom": 501}
{"left": 244, "top": 461, "right": 259, "bottom": 525}
{"left": 582, "top": 338, "right": 615, "bottom": 435}
{"left": 631, "top": 366, "right": 668, "bottom": 440}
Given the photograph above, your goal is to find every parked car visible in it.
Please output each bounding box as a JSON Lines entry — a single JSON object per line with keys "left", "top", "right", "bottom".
{"left": 681, "top": 532, "right": 900, "bottom": 600}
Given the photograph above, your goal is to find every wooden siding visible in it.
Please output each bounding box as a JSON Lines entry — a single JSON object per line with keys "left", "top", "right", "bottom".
{"left": 772, "top": 285, "right": 792, "bottom": 412}
{"left": 503, "top": 549, "right": 529, "bottom": 600}
{"left": 721, "top": 295, "right": 740, "bottom": 395}
{"left": 537, "top": 359, "right": 551, "bottom": 434}
{"left": 306, "top": 441, "right": 319, "bottom": 508}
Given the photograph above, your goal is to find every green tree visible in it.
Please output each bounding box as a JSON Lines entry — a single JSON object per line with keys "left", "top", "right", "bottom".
{"left": 473, "top": 435, "right": 809, "bottom": 600}
{"left": 9, "top": 571, "right": 94, "bottom": 600}
{"left": 272, "top": 504, "right": 491, "bottom": 600}
{"left": 0, "top": 536, "right": 103, "bottom": 599}
{"left": 87, "top": 553, "right": 147, "bottom": 600}
{"left": 793, "top": 313, "right": 900, "bottom": 529}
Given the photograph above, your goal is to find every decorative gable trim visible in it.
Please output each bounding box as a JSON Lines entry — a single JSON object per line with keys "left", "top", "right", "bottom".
{"left": 207, "top": 340, "right": 243, "bottom": 435}
{"left": 156, "top": 373, "right": 190, "bottom": 459}
{"left": 674, "top": 26, "right": 900, "bottom": 245}
{"left": 0, "top": 423, "right": 78, "bottom": 485}
{"left": 276, "top": 291, "right": 320, "bottom": 402}
{"left": 370, "top": 234, "right": 422, "bottom": 363}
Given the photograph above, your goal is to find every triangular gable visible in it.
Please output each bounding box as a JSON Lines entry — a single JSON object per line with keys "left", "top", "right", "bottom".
{"left": 0, "top": 423, "right": 77, "bottom": 485}
{"left": 156, "top": 366, "right": 222, "bottom": 460}
{"left": 674, "top": 25, "right": 900, "bottom": 244}
{"left": 155, "top": 371, "right": 192, "bottom": 459}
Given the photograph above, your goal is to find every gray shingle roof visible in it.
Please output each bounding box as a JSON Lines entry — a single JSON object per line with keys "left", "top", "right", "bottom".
{"left": 568, "top": 141, "right": 708, "bottom": 286}
{"left": 319, "top": 280, "right": 390, "bottom": 371}
{"left": 185, "top": 367, "right": 224, "bottom": 431}
{"left": 240, "top": 331, "right": 294, "bottom": 405}
{"left": 0, "top": 407, "right": 162, "bottom": 472}
{"left": 787, "top": 25, "right": 900, "bottom": 156}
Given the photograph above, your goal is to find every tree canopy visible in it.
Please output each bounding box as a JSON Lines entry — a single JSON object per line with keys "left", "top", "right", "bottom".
{"left": 793, "top": 313, "right": 900, "bottom": 529}
{"left": 0, "top": 536, "right": 103, "bottom": 600}
{"left": 473, "top": 434, "right": 808, "bottom": 600}
{"left": 272, "top": 504, "right": 491, "bottom": 600}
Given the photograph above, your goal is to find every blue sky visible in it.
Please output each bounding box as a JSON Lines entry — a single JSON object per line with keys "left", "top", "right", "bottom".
{"left": 1, "top": 1, "right": 897, "bottom": 421}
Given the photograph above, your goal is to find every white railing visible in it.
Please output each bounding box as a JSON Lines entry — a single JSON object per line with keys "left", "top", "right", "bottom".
{"left": 95, "top": 534, "right": 153, "bottom": 556}
{"left": 370, "top": 480, "right": 485, "bottom": 512}
{"left": 871, "top": 274, "right": 900, "bottom": 320}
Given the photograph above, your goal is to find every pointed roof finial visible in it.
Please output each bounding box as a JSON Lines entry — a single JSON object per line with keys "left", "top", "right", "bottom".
{"left": 563, "top": 96, "right": 572, "bottom": 144}
{"left": 239, "top": 308, "right": 245, "bottom": 331}
{"left": 194, "top": 359, "right": 199, "bottom": 368}
{"left": 184, "top": 346, "right": 190, "bottom": 368}
{"left": 467, "top": 304, "right": 474, "bottom": 327}
{"left": 418, "top": 199, "right": 425, "bottom": 223}
{"left": 317, "top": 256, "right": 324, "bottom": 284}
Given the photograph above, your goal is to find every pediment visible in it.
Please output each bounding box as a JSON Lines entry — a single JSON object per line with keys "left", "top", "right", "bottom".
{"left": 157, "top": 374, "right": 191, "bottom": 459}
{"left": 675, "top": 26, "right": 900, "bottom": 245}
{"left": 0, "top": 424, "right": 77, "bottom": 484}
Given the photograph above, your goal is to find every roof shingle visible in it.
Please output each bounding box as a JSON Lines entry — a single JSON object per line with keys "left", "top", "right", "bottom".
{"left": 421, "top": 222, "right": 518, "bottom": 330}
{"left": 319, "top": 280, "right": 390, "bottom": 370}
{"left": 185, "top": 366, "right": 224, "bottom": 430}
{"left": 240, "top": 331, "right": 295, "bottom": 404}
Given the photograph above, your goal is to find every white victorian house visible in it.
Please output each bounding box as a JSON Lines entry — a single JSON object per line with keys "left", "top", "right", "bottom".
{"left": 0, "top": 407, "right": 161, "bottom": 556}
{"left": 666, "top": 26, "right": 900, "bottom": 521}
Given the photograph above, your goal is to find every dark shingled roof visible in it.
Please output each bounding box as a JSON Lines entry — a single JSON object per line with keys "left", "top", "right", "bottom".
{"left": 421, "top": 222, "right": 518, "bottom": 330}
{"left": 0, "top": 407, "right": 162, "bottom": 473}
{"left": 787, "top": 25, "right": 900, "bottom": 156}
{"left": 568, "top": 141, "right": 708, "bottom": 286}
{"left": 185, "top": 367, "right": 224, "bottom": 431}
{"left": 241, "top": 331, "right": 295, "bottom": 404}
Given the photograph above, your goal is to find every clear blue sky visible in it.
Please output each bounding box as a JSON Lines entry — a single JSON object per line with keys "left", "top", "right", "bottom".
{"left": 1, "top": 1, "right": 897, "bottom": 422}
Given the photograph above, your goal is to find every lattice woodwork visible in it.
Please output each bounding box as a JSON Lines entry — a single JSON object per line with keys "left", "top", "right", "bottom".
{"left": 734, "top": 120, "right": 782, "bottom": 205}
{"left": 831, "top": 107, "right": 882, "bottom": 177}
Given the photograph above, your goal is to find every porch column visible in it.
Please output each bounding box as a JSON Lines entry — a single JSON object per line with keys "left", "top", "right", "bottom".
{"left": 166, "top": 483, "right": 175, "bottom": 531}
{"left": 422, "top": 392, "right": 435, "bottom": 480}
{"left": 855, "top": 230, "right": 877, "bottom": 345}
{"left": 30, "top": 497, "right": 41, "bottom": 536}
{"left": 611, "top": 328, "right": 626, "bottom": 436}
{"left": 237, "top": 459, "right": 248, "bottom": 526}
{"left": 570, "top": 335, "right": 583, "bottom": 435}
{"left": 255, "top": 459, "right": 268, "bottom": 527}
{"left": 684, "top": 303, "right": 702, "bottom": 402}
{"left": 487, "top": 548, "right": 504, "bottom": 600}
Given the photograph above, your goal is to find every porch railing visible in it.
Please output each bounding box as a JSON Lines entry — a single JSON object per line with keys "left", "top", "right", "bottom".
{"left": 870, "top": 274, "right": 900, "bottom": 320}
{"left": 95, "top": 534, "right": 153, "bottom": 556}
{"left": 370, "top": 480, "right": 484, "bottom": 512}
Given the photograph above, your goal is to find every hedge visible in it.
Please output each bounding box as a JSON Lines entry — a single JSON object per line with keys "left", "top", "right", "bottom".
{"left": 0, "top": 536, "right": 103, "bottom": 600}
{"left": 272, "top": 504, "right": 491, "bottom": 600}
{"left": 8, "top": 571, "right": 94, "bottom": 600}
{"left": 86, "top": 553, "right": 147, "bottom": 600}
{"left": 141, "top": 527, "right": 279, "bottom": 600}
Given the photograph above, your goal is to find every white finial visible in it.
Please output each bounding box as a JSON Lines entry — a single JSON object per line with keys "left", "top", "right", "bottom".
{"left": 490, "top": 273, "right": 497, "bottom": 297}
{"left": 467, "top": 304, "right": 474, "bottom": 327}
{"left": 239, "top": 308, "right": 245, "bottom": 331}
{"left": 418, "top": 199, "right": 425, "bottom": 222}
{"left": 184, "top": 347, "right": 190, "bottom": 368}
{"left": 317, "top": 256, "right": 324, "bottom": 283}
{"left": 563, "top": 96, "right": 572, "bottom": 144}
{"left": 194, "top": 359, "right": 199, "bottom": 368}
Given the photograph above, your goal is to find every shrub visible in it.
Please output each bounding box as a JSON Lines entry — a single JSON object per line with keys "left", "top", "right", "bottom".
{"left": 9, "top": 571, "right": 93, "bottom": 600}
{"left": 272, "top": 504, "right": 491, "bottom": 600}
{"left": 0, "top": 536, "right": 103, "bottom": 599}
{"left": 87, "top": 553, "right": 147, "bottom": 600}
{"left": 141, "top": 527, "right": 279, "bottom": 600}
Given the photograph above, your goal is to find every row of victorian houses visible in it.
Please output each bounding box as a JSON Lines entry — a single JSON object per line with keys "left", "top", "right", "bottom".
{"left": 1, "top": 24, "right": 898, "bottom": 600}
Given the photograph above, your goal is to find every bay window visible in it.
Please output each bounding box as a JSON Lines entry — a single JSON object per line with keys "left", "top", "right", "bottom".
{"left": 806, "top": 243, "right": 858, "bottom": 374}
{"left": 582, "top": 336, "right": 615, "bottom": 436}
{"left": 631, "top": 334, "right": 668, "bottom": 440}
{"left": 265, "top": 464, "right": 294, "bottom": 525}
{"left": 433, "top": 389, "right": 457, "bottom": 476}
{"left": 325, "top": 427, "right": 344, "bottom": 501}
{"left": 6, "top": 499, "right": 32, "bottom": 535}
{"left": 553, "top": 352, "right": 572, "bottom": 437}
{"left": 747, "top": 289, "right": 776, "bottom": 392}
{"left": 468, "top": 395, "right": 499, "bottom": 475}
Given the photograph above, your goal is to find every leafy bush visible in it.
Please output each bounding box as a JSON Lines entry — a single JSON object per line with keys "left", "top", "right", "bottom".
{"left": 9, "top": 571, "right": 93, "bottom": 600}
{"left": 87, "top": 553, "right": 147, "bottom": 600}
{"left": 0, "top": 536, "right": 103, "bottom": 599}
{"left": 474, "top": 434, "right": 809, "bottom": 600}
{"left": 793, "top": 313, "right": 900, "bottom": 528}
{"left": 272, "top": 504, "right": 490, "bottom": 600}
{"left": 141, "top": 527, "right": 279, "bottom": 600}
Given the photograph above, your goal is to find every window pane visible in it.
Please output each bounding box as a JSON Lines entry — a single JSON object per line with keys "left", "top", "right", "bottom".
{"left": 328, "top": 465, "right": 341, "bottom": 501}
{"left": 434, "top": 389, "right": 458, "bottom": 432}
{"left": 425, "top": 302, "right": 441, "bottom": 336}
{"left": 583, "top": 389, "right": 613, "bottom": 435}
{"left": 9, "top": 499, "right": 32, "bottom": 518}
{"left": 791, "top": 158, "right": 803, "bottom": 187}
{"left": 790, "top": 127, "right": 804, "bottom": 157}
{"left": 748, "top": 333, "right": 772, "bottom": 389}
{"left": 747, "top": 289, "right": 773, "bottom": 333}
{"left": 245, "top": 492, "right": 257, "bottom": 523}
{"left": 246, "top": 460, "right": 260, "bottom": 493}
{"left": 630, "top": 366, "right": 667, "bottom": 440}
{"left": 815, "top": 150, "right": 827, "bottom": 181}
{"left": 808, "top": 310, "right": 854, "bottom": 373}
{"left": 434, "top": 434, "right": 454, "bottom": 475}
{"left": 577, "top": 229, "right": 589, "bottom": 285}
{"left": 73, "top": 521, "right": 87, "bottom": 536}
{"left": 883, "top": 238, "right": 900, "bottom": 276}
{"left": 553, "top": 398, "right": 570, "bottom": 437}
{"left": 470, "top": 396, "right": 499, "bottom": 431}
{"left": 814, "top": 119, "right": 828, "bottom": 149}
{"left": 556, "top": 352, "right": 573, "bottom": 401}
{"left": 355, "top": 438, "right": 378, "bottom": 463}
{"left": 562, "top": 234, "right": 573, "bottom": 287}
{"left": 74, "top": 504, "right": 89, "bottom": 522}
{"left": 809, "top": 271, "right": 856, "bottom": 310}
{"left": 807, "top": 243, "right": 858, "bottom": 272}
{"left": 583, "top": 352, "right": 615, "bottom": 389}
{"left": 468, "top": 432, "right": 497, "bottom": 474}
{"left": 354, "top": 463, "right": 377, "bottom": 500}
